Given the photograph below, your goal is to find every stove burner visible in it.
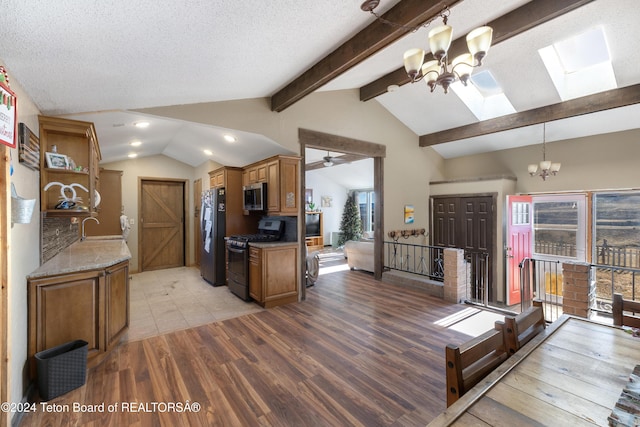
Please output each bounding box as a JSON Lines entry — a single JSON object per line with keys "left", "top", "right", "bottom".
{"left": 226, "top": 219, "right": 284, "bottom": 249}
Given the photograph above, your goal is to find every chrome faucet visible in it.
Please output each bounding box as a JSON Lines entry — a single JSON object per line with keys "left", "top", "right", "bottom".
{"left": 81, "top": 217, "right": 100, "bottom": 241}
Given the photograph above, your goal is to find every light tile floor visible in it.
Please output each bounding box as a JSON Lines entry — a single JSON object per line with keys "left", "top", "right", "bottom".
{"left": 126, "top": 266, "right": 264, "bottom": 342}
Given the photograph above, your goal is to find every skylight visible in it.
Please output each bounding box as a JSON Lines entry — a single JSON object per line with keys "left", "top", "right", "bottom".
{"left": 451, "top": 70, "right": 516, "bottom": 121}
{"left": 539, "top": 26, "right": 617, "bottom": 101}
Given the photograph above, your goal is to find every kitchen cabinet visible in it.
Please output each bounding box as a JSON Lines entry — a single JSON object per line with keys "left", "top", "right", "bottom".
{"left": 105, "top": 261, "right": 129, "bottom": 349}
{"left": 28, "top": 257, "right": 130, "bottom": 376}
{"left": 210, "top": 166, "right": 247, "bottom": 189}
{"left": 249, "top": 243, "right": 299, "bottom": 308}
{"left": 243, "top": 162, "right": 267, "bottom": 186}
{"left": 266, "top": 155, "right": 300, "bottom": 216}
{"left": 208, "top": 167, "right": 258, "bottom": 236}
{"left": 39, "top": 116, "right": 101, "bottom": 216}
{"left": 84, "top": 169, "right": 123, "bottom": 237}
{"left": 210, "top": 170, "right": 225, "bottom": 188}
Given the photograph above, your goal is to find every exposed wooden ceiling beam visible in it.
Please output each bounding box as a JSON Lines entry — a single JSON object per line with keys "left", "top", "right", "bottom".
{"left": 360, "top": 0, "right": 595, "bottom": 101}
{"left": 300, "top": 128, "right": 386, "bottom": 158}
{"left": 270, "top": 0, "right": 461, "bottom": 112}
{"left": 419, "top": 84, "right": 640, "bottom": 147}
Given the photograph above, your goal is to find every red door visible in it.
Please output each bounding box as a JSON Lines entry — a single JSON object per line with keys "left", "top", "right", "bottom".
{"left": 506, "top": 195, "right": 532, "bottom": 306}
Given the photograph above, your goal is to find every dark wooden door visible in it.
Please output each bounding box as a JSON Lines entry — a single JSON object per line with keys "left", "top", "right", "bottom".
{"left": 140, "top": 180, "right": 185, "bottom": 271}
{"left": 432, "top": 195, "right": 495, "bottom": 301}
{"left": 432, "top": 197, "right": 458, "bottom": 248}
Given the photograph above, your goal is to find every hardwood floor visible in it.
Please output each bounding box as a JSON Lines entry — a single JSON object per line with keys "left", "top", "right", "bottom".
{"left": 21, "top": 269, "right": 475, "bottom": 426}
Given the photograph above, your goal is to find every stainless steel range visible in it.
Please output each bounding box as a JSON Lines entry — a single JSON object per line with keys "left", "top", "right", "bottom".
{"left": 226, "top": 218, "right": 284, "bottom": 301}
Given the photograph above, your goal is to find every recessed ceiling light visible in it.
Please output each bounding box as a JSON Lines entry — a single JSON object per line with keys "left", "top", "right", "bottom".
{"left": 204, "top": 149, "right": 213, "bottom": 156}
{"left": 387, "top": 84, "right": 399, "bottom": 92}
{"left": 127, "top": 153, "right": 138, "bottom": 158}
{"left": 223, "top": 134, "right": 237, "bottom": 143}
{"left": 130, "top": 141, "right": 142, "bottom": 147}
{"left": 134, "top": 121, "right": 150, "bottom": 128}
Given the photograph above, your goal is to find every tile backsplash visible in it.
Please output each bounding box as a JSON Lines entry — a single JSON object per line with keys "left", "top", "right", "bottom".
{"left": 41, "top": 216, "right": 79, "bottom": 264}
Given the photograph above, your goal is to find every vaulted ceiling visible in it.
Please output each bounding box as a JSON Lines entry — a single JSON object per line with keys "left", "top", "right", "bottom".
{"left": 1, "top": 0, "right": 639, "bottom": 167}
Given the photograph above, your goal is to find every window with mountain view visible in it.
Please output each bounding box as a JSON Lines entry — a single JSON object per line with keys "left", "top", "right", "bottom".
{"left": 593, "top": 192, "right": 640, "bottom": 268}
{"left": 532, "top": 195, "right": 587, "bottom": 261}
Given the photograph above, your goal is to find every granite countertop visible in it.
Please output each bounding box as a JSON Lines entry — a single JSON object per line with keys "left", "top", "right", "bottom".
{"left": 28, "top": 238, "right": 132, "bottom": 279}
{"left": 249, "top": 241, "right": 299, "bottom": 249}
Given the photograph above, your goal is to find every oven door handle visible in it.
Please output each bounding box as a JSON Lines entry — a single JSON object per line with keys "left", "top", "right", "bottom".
{"left": 227, "top": 245, "right": 246, "bottom": 254}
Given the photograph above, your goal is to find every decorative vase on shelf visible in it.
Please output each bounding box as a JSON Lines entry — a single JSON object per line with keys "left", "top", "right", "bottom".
{"left": 307, "top": 202, "right": 316, "bottom": 212}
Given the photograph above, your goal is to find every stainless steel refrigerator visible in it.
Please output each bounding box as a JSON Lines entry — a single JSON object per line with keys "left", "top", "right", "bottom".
{"left": 200, "top": 187, "right": 226, "bottom": 286}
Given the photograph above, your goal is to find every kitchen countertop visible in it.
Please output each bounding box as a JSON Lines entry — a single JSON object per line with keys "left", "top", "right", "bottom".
{"left": 249, "top": 241, "right": 299, "bottom": 249}
{"left": 28, "top": 238, "right": 132, "bottom": 279}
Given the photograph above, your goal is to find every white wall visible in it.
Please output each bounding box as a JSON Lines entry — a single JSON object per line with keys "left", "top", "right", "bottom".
{"left": 3, "top": 63, "right": 41, "bottom": 422}
{"left": 305, "top": 170, "right": 349, "bottom": 245}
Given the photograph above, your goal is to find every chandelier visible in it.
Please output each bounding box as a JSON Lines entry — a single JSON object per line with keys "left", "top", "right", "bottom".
{"left": 361, "top": 1, "right": 493, "bottom": 94}
{"left": 528, "top": 123, "right": 561, "bottom": 180}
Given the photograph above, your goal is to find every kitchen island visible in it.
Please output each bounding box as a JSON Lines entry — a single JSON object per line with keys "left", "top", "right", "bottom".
{"left": 27, "top": 238, "right": 131, "bottom": 375}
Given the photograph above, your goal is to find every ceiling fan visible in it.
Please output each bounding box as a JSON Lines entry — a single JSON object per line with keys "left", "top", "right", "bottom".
{"left": 322, "top": 151, "right": 348, "bottom": 167}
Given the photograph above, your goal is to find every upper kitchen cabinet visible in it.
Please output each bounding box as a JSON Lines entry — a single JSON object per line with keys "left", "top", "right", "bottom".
{"left": 39, "top": 116, "right": 101, "bottom": 216}
{"left": 242, "top": 162, "right": 267, "bottom": 186}
{"left": 210, "top": 166, "right": 243, "bottom": 189}
{"left": 266, "top": 155, "right": 300, "bottom": 216}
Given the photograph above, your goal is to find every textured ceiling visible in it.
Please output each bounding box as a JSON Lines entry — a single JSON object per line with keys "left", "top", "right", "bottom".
{"left": 1, "top": 0, "right": 639, "bottom": 170}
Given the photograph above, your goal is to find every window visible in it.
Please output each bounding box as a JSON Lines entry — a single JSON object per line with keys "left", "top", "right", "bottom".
{"left": 593, "top": 192, "right": 640, "bottom": 267}
{"left": 355, "top": 190, "right": 375, "bottom": 233}
{"left": 532, "top": 195, "right": 586, "bottom": 261}
{"left": 511, "top": 202, "right": 530, "bottom": 225}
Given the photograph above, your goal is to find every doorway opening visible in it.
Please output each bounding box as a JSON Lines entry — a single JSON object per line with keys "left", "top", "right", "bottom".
{"left": 299, "top": 128, "right": 386, "bottom": 300}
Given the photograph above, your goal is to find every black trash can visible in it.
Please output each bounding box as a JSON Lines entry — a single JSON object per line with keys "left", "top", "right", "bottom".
{"left": 35, "top": 340, "right": 88, "bottom": 401}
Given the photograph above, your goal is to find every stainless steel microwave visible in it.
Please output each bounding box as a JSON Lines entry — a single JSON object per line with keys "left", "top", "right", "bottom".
{"left": 243, "top": 182, "right": 267, "bottom": 211}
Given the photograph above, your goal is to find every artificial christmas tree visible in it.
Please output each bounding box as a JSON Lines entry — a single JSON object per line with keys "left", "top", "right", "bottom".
{"left": 338, "top": 192, "right": 362, "bottom": 247}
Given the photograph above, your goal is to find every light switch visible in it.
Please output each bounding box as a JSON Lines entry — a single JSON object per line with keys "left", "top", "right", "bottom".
{"left": 129, "top": 218, "right": 135, "bottom": 225}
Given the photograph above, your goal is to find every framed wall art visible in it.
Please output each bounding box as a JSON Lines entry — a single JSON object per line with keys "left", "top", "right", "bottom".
{"left": 45, "top": 152, "right": 69, "bottom": 169}
{"left": 404, "top": 205, "right": 415, "bottom": 224}
{"left": 18, "top": 122, "right": 40, "bottom": 170}
{"left": 0, "top": 66, "right": 17, "bottom": 148}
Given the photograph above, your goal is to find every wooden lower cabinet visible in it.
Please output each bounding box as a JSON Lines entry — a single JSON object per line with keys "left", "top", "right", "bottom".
{"left": 28, "top": 260, "right": 130, "bottom": 377}
{"left": 249, "top": 244, "right": 299, "bottom": 308}
{"left": 105, "top": 261, "right": 129, "bottom": 349}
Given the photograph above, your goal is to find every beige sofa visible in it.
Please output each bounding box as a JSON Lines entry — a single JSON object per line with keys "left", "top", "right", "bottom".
{"left": 344, "top": 240, "right": 374, "bottom": 273}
